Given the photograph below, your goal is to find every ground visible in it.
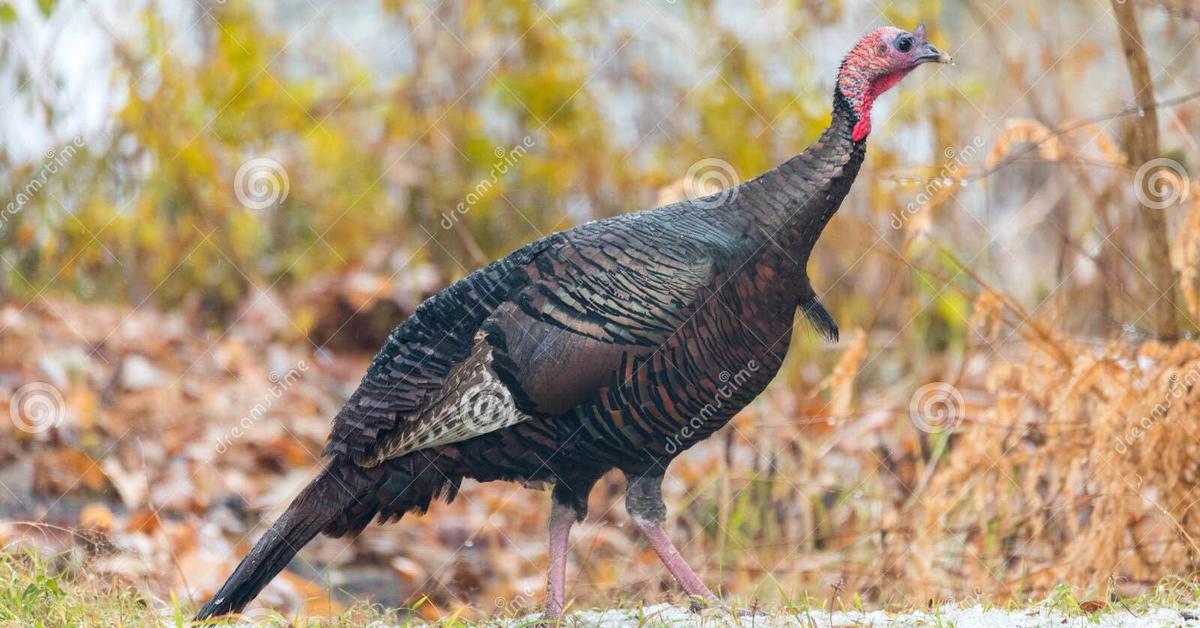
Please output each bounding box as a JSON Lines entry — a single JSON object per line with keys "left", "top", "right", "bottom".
{"left": 4, "top": 549, "right": 1200, "bottom": 627}
{"left": 570, "top": 604, "right": 1200, "bottom": 627}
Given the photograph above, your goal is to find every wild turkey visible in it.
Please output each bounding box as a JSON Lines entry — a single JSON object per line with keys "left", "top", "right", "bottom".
{"left": 197, "top": 24, "right": 951, "bottom": 620}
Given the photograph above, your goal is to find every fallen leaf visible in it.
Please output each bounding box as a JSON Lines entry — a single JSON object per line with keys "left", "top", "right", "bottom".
{"left": 33, "top": 449, "right": 111, "bottom": 496}
{"left": 79, "top": 502, "right": 115, "bottom": 531}
{"left": 390, "top": 556, "right": 426, "bottom": 583}
{"left": 100, "top": 458, "right": 146, "bottom": 508}
{"left": 125, "top": 509, "right": 161, "bottom": 535}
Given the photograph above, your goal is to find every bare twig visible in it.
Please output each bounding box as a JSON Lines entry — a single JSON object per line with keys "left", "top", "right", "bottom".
{"left": 1130, "top": 0, "right": 1200, "bottom": 22}
{"left": 1111, "top": 0, "right": 1180, "bottom": 340}
{"left": 977, "top": 88, "right": 1200, "bottom": 183}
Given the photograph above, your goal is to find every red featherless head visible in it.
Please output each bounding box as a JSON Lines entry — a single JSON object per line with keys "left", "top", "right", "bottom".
{"left": 837, "top": 24, "right": 952, "bottom": 142}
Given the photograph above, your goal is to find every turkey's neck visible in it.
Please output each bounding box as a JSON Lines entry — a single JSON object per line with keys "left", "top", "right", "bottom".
{"left": 746, "top": 88, "right": 867, "bottom": 264}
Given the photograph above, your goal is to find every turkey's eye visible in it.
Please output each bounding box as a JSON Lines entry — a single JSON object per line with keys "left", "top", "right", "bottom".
{"left": 895, "top": 35, "right": 914, "bottom": 52}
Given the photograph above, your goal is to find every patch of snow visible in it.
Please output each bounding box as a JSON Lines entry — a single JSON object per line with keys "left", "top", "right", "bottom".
{"left": 532, "top": 603, "right": 1200, "bottom": 627}
{"left": 37, "top": 346, "right": 93, "bottom": 388}
{"left": 121, "top": 354, "right": 168, "bottom": 391}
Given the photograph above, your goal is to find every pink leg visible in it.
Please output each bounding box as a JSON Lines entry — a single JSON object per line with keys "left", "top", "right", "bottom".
{"left": 631, "top": 516, "right": 717, "bottom": 601}
{"left": 543, "top": 502, "right": 576, "bottom": 620}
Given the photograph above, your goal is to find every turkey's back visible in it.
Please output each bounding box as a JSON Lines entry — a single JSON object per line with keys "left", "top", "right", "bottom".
{"left": 431, "top": 203, "right": 803, "bottom": 479}
{"left": 322, "top": 198, "right": 810, "bottom": 534}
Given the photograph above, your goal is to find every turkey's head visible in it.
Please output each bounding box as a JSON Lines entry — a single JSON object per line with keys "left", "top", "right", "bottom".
{"left": 837, "top": 24, "right": 952, "bottom": 141}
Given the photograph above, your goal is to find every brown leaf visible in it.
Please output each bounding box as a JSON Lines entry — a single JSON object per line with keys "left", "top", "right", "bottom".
{"left": 33, "top": 449, "right": 111, "bottom": 496}
{"left": 79, "top": 502, "right": 115, "bottom": 531}
{"left": 390, "top": 556, "right": 427, "bottom": 583}
{"left": 125, "top": 509, "right": 161, "bottom": 535}
{"left": 278, "top": 570, "right": 344, "bottom": 617}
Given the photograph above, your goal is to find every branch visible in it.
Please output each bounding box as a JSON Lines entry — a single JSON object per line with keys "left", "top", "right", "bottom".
{"left": 1111, "top": 0, "right": 1180, "bottom": 340}
{"left": 966, "top": 87, "right": 1200, "bottom": 183}
{"left": 1129, "top": 0, "right": 1200, "bottom": 22}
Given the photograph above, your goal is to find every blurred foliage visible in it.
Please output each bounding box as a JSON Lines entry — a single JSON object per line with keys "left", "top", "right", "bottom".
{"left": 0, "top": 0, "right": 1011, "bottom": 362}
{"left": 0, "top": 0, "right": 1197, "bottom": 388}
{"left": 1, "top": 0, "right": 847, "bottom": 322}
{"left": 3, "top": 0, "right": 1200, "bottom": 616}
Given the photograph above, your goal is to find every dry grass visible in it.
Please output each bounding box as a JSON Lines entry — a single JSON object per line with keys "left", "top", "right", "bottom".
{"left": 3, "top": 114, "right": 1200, "bottom": 620}
{"left": 8, "top": 279, "right": 1200, "bottom": 620}
{"left": 896, "top": 291, "right": 1200, "bottom": 601}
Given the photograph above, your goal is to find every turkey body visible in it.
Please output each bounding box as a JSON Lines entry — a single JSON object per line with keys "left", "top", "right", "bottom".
{"left": 320, "top": 97, "right": 865, "bottom": 535}
{"left": 199, "top": 82, "right": 879, "bottom": 621}
{"left": 198, "top": 22, "right": 952, "bottom": 618}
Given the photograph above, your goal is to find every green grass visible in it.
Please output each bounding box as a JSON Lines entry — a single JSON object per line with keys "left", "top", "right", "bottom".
{"left": 0, "top": 549, "right": 180, "bottom": 627}
{"left": 0, "top": 549, "right": 408, "bottom": 627}
{"left": 3, "top": 548, "right": 1200, "bottom": 626}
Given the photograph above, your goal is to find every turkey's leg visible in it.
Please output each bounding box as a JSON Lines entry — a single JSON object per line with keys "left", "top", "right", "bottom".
{"left": 626, "top": 474, "right": 718, "bottom": 602}
{"left": 543, "top": 500, "right": 577, "bottom": 620}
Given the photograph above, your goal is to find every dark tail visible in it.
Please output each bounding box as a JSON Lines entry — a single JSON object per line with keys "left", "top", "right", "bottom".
{"left": 195, "top": 463, "right": 362, "bottom": 620}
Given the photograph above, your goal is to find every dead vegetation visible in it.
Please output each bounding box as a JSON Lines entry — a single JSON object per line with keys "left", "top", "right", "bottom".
{"left": 2, "top": 0, "right": 1200, "bottom": 622}
{"left": 7, "top": 227, "right": 1200, "bottom": 621}
{"left": 2, "top": 123, "right": 1200, "bottom": 618}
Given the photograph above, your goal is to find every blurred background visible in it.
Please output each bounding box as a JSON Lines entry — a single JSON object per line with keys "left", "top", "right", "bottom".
{"left": 1, "top": 0, "right": 1200, "bottom": 620}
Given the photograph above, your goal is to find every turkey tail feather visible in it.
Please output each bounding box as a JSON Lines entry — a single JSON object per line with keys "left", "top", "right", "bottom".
{"left": 194, "top": 463, "right": 361, "bottom": 620}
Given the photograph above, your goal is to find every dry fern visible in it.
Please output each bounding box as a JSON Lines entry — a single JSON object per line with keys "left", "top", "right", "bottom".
{"left": 895, "top": 297, "right": 1200, "bottom": 600}
{"left": 1170, "top": 194, "right": 1200, "bottom": 318}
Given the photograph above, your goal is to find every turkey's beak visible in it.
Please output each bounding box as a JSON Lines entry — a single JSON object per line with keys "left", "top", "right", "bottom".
{"left": 918, "top": 43, "right": 953, "bottom": 65}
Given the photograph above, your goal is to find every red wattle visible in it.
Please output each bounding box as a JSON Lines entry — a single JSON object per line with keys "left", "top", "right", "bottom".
{"left": 852, "top": 118, "right": 871, "bottom": 142}
{"left": 848, "top": 70, "right": 908, "bottom": 142}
